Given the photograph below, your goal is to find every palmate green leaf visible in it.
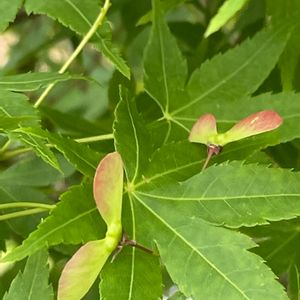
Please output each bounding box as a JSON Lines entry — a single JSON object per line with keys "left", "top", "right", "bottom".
{"left": 0, "top": 0, "right": 23, "bottom": 32}
{"left": 15, "top": 127, "right": 102, "bottom": 177}
{"left": 172, "top": 21, "right": 292, "bottom": 119}
{"left": 144, "top": 0, "right": 188, "bottom": 114}
{"left": 135, "top": 162, "right": 300, "bottom": 228}
{"left": 0, "top": 73, "right": 78, "bottom": 92}
{"left": 45, "top": 131, "right": 102, "bottom": 178}
{"left": 0, "top": 90, "right": 39, "bottom": 130}
{"left": 3, "top": 249, "right": 53, "bottom": 300}
{"left": 0, "top": 181, "right": 105, "bottom": 263}
{"left": 114, "top": 88, "right": 152, "bottom": 184}
{"left": 24, "top": 0, "right": 130, "bottom": 78}
{"left": 204, "top": 0, "right": 250, "bottom": 37}
{"left": 132, "top": 195, "right": 288, "bottom": 300}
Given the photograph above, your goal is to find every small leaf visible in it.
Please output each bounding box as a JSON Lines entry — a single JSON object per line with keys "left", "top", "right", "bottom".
{"left": 93, "top": 152, "right": 123, "bottom": 227}
{"left": 3, "top": 249, "right": 53, "bottom": 300}
{"left": 58, "top": 240, "right": 110, "bottom": 300}
{"left": 15, "top": 127, "right": 102, "bottom": 177}
{"left": 222, "top": 110, "right": 283, "bottom": 145}
{"left": 204, "top": 0, "right": 250, "bottom": 37}
{"left": 188, "top": 114, "right": 217, "bottom": 145}
{"left": 0, "top": 0, "right": 23, "bottom": 32}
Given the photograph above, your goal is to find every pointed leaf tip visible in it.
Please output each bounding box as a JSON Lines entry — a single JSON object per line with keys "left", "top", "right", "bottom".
{"left": 93, "top": 152, "right": 123, "bottom": 226}
{"left": 224, "top": 110, "right": 283, "bottom": 145}
{"left": 188, "top": 113, "right": 217, "bottom": 145}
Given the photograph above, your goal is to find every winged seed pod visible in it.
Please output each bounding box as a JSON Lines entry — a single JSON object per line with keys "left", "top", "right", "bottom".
{"left": 58, "top": 152, "right": 123, "bottom": 300}
{"left": 189, "top": 110, "right": 283, "bottom": 170}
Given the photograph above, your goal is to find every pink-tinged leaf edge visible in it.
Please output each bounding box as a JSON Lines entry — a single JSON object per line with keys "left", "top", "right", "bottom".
{"left": 188, "top": 113, "right": 217, "bottom": 144}
{"left": 93, "top": 152, "right": 123, "bottom": 226}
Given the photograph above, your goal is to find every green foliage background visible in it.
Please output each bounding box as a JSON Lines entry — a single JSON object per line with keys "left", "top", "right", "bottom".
{"left": 1, "top": 0, "right": 300, "bottom": 299}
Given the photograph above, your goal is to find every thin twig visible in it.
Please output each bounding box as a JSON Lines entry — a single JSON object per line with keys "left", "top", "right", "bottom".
{"left": 0, "top": 208, "right": 49, "bottom": 221}
{"left": 0, "top": 202, "right": 55, "bottom": 210}
{"left": 34, "top": 0, "right": 112, "bottom": 108}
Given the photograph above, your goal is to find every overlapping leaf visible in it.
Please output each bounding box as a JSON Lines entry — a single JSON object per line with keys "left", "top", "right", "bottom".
{"left": 0, "top": 181, "right": 105, "bottom": 263}
{"left": 3, "top": 249, "right": 53, "bottom": 300}
{"left": 15, "top": 127, "right": 102, "bottom": 177}
{"left": 11, "top": 130, "right": 61, "bottom": 172}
